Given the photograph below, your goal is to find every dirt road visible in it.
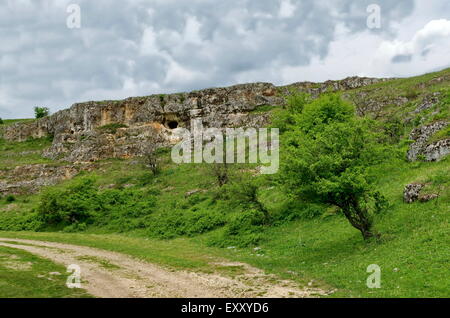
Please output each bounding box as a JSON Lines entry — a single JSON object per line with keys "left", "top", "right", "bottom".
{"left": 0, "top": 238, "right": 327, "bottom": 298}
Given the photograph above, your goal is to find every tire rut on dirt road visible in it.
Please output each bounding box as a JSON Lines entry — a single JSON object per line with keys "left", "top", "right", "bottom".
{"left": 0, "top": 238, "right": 329, "bottom": 298}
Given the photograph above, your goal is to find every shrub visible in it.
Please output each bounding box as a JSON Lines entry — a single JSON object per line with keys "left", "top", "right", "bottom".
{"left": 5, "top": 195, "right": 16, "bottom": 203}
{"left": 275, "top": 201, "right": 325, "bottom": 222}
{"left": 148, "top": 207, "right": 225, "bottom": 239}
{"left": 383, "top": 117, "right": 404, "bottom": 143}
{"left": 97, "top": 123, "right": 128, "bottom": 134}
{"left": 0, "top": 118, "right": 3, "bottom": 125}
{"left": 208, "top": 209, "right": 266, "bottom": 248}
{"left": 0, "top": 211, "right": 43, "bottom": 231}
{"left": 38, "top": 178, "right": 99, "bottom": 225}
{"left": 225, "top": 179, "right": 271, "bottom": 224}
{"left": 272, "top": 92, "right": 310, "bottom": 133}
{"left": 37, "top": 177, "right": 158, "bottom": 231}
{"left": 142, "top": 143, "right": 161, "bottom": 175}
{"left": 404, "top": 87, "right": 420, "bottom": 99}
{"left": 34, "top": 107, "right": 50, "bottom": 119}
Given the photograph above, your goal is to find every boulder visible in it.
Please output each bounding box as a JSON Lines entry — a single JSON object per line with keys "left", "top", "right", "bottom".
{"left": 404, "top": 183, "right": 425, "bottom": 203}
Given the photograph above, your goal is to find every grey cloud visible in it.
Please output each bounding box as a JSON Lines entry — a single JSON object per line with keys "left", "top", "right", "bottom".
{"left": 392, "top": 54, "right": 413, "bottom": 63}
{"left": 0, "top": 0, "right": 417, "bottom": 118}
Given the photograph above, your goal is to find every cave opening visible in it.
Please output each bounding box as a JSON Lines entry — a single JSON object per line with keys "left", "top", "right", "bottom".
{"left": 167, "top": 121, "right": 179, "bottom": 129}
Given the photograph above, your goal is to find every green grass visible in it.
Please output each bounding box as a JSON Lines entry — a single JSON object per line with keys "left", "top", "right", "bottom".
{"left": 96, "top": 123, "right": 128, "bottom": 134}
{"left": 0, "top": 158, "right": 447, "bottom": 297}
{"left": 0, "top": 68, "right": 449, "bottom": 298}
{"left": 0, "top": 147, "right": 448, "bottom": 298}
{"left": 0, "top": 232, "right": 240, "bottom": 274}
{"left": 428, "top": 125, "right": 450, "bottom": 144}
{"left": 0, "top": 119, "right": 35, "bottom": 127}
{"left": 0, "top": 245, "right": 90, "bottom": 298}
{"left": 0, "top": 136, "right": 55, "bottom": 169}
{"left": 76, "top": 256, "right": 121, "bottom": 270}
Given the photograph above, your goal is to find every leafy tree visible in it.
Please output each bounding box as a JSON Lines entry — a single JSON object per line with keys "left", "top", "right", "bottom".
{"left": 279, "top": 94, "right": 387, "bottom": 240}
{"left": 0, "top": 118, "right": 3, "bottom": 125}
{"left": 34, "top": 107, "right": 50, "bottom": 119}
{"left": 272, "top": 92, "right": 310, "bottom": 133}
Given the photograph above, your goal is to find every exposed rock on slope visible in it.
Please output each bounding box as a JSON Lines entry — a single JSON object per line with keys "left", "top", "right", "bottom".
{"left": 0, "top": 163, "right": 97, "bottom": 195}
{"left": 2, "top": 77, "right": 386, "bottom": 163}
{"left": 407, "top": 121, "right": 449, "bottom": 161}
{"left": 404, "top": 183, "right": 439, "bottom": 204}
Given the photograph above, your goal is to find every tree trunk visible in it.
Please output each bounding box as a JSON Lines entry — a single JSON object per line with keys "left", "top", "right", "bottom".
{"left": 341, "top": 199, "right": 379, "bottom": 241}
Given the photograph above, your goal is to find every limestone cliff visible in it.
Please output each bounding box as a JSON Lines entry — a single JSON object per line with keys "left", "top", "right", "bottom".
{"left": 1, "top": 77, "right": 385, "bottom": 163}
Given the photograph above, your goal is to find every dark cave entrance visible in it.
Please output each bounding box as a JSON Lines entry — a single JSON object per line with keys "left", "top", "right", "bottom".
{"left": 167, "top": 121, "right": 179, "bottom": 129}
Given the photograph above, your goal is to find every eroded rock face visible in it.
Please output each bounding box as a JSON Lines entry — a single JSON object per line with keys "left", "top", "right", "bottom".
{"left": 0, "top": 163, "right": 97, "bottom": 195}
{"left": 423, "top": 139, "right": 450, "bottom": 162}
{"left": 412, "top": 93, "right": 441, "bottom": 114}
{"left": 3, "top": 83, "right": 282, "bottom": 162}
{"left": 2, "top": 78, "right": 386, "bottom": 163}
{"left": 407, "top": 121, "right": 449, "bottom": 161}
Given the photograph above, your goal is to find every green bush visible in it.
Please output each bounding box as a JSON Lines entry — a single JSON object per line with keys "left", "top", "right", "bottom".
{"left": 37, "top": 177, "right": 157, "bottom": 232}
{"left": 0, "top": 211, "right": 43, "bottom": 231}
{"left": 38, "top": 178, "right": 99, "bottom": 225}
{"left": 5, "top": 195, "right": 16, "bottom": 203}
{"left": 272, "top": 92, "right": 309, "bottom": 133}
{"left": 208, "top": 209, "right": 266, "bottom": 248}
{"left": 96, "top": 188, "right": 157, "bottom": 232}
{"left": 97, "top": 123, "right": 128, "bottom": 134}
{"left": 147, "top": 205, "right": 225, "bottom": 239}
{"left": 34, "top": 107, "right": 50, "bottom": 119}
{"left": 275, "top": 201, "right": 325, "bottom": 223}
{"left": 383, "top": 117, "right": 405, "bottom": 143}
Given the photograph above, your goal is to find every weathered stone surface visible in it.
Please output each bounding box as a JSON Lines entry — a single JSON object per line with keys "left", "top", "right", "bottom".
{"left": 412, "top": 93, "right": 441, "bottom": 114}
{"left": 423, "top": 138, "right": 450, "bottom": 162}
{"left": 403, "top": 183, "right": 440, "bottom": 204}
{"left": 404, "top": 183, "right": 425, "bottom": 203}
{"left": 2, "top": 78, "right": 385, "bottom": 163}
{"left": 407, "top": 121, "right": 449, "bottom": 161}
{"left": 0, "top": 163, "right": 97, "bottom": 195}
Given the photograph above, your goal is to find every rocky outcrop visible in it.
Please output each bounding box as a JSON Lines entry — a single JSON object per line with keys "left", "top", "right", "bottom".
{"left": 0, "top": 163, "right": 97, "bottom": 195}
{"left": 422, "top": 138, "right": 450, "bottom": 162}
{"left": 411, "top": 93, "right": 441, "bottom": 114}
{"left": 281, "top": 76, "right": 388, "bottom": 99}
{"left": 407, "top": 121, "right": 449, "bottom": 161}
{"left": 404, "top": 183, "right": 439, "bottom": 204}
{"left": 404, "top": 183, "right": 425, "bottom": 203}
{"left": 2, "top": 77, "right": 386, "bottom": 163}
{"left": 3, "top": 83, "right": 281, "bottom": 162}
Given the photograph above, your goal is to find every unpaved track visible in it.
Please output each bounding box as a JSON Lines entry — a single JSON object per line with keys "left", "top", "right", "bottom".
{"left": 0, "top": 238, "right": 327, "bottom": 298}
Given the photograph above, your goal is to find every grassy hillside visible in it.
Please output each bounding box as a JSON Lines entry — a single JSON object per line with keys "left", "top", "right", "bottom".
{"left": 0, "top": 69, "right": 449, "bottom": 298}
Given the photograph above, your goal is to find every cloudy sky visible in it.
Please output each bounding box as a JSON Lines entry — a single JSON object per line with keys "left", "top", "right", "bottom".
{"left": 1, "top": 0, "right": 449, "bottom": 118}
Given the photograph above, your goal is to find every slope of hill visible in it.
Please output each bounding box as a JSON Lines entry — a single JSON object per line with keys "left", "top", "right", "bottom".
{"left": 0, "top": 68, "right": 449, "bottom": 298}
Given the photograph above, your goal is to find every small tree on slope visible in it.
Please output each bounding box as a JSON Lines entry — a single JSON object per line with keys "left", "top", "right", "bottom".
{"left": 279, "top": 94, "right": 387, "bottom": 240}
